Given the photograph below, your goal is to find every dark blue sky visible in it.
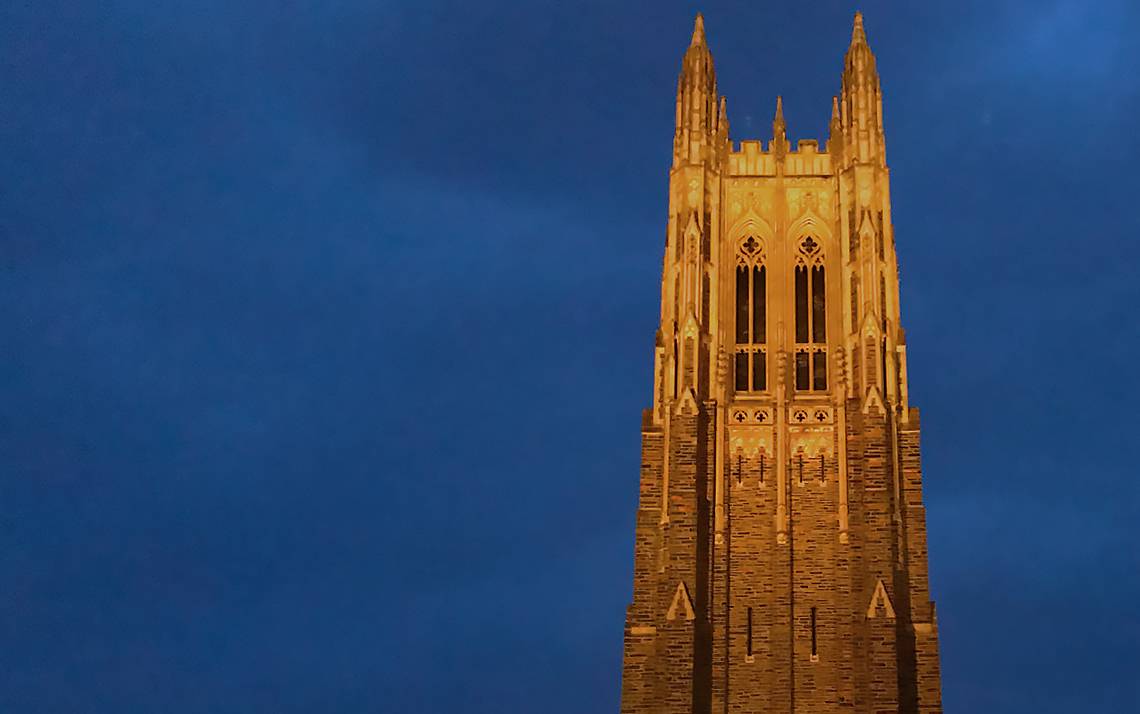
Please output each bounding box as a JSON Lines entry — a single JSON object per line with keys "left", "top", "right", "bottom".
{"left": 3, "top": 1, "right": 1139, "bottom": 711}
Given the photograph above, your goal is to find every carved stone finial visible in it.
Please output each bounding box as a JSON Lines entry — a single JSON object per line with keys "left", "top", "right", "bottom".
{"left": 851, "top": 12, "right": 867, "bottom": 46}
{"left": 690, "top": 13, "right": 706, "bottom": 48}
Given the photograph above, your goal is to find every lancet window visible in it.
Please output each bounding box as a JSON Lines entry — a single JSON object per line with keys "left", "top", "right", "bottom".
{"left": 794, "top": 236, "right": 827, "bottom": 392}
{"left": 734, "top": 235, "right": 767, "bottom": 392}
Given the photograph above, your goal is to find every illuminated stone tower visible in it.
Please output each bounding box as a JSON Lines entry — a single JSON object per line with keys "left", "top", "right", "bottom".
{"left": 619, "top": 13, "right": 943, "bottom": 713}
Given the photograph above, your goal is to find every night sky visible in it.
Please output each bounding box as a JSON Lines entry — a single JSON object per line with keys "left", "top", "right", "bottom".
{"left": 4, "top": 1, "right": 1139, "bottom": 711}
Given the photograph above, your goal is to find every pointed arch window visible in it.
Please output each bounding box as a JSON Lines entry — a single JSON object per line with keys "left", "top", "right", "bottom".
{"left": 794, "top": 236, "right": 827, "bottom": 392}
{"left": 734, "top": 236, "right": 766, "bottom": 392}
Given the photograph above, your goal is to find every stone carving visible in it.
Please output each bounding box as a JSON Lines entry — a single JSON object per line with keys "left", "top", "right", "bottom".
{"left": 667, "top": 581, "right": 696, "bottom": 621}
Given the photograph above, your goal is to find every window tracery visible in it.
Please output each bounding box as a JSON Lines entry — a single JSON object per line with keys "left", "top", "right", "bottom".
{"left": 794, "top": 236, "right": 828, "bottom": 392}
{"left": 734, "top": 235, "right": 767, "bottom": 393}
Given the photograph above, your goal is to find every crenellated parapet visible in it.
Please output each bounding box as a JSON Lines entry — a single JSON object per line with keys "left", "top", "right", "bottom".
{"left": 727, "top": 140, "right": 835, "bottom": 177}
{"left": 623, "top": 12, "right": 943, "bottom": 714}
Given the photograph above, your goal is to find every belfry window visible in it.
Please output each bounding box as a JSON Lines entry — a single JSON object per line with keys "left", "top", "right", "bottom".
{"left": 734, "top": 236, "right": 767, "bottom": 392}
{"left": 794, "top": 237, "right": 827, "bottom": 392}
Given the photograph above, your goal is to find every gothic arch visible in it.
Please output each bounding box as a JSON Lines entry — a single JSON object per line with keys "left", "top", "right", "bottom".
{"left": 786, "top": 210, "right": 833, "bottom": 245}
{"left": 727, "top": 213, "right": 773, "bottom": 245}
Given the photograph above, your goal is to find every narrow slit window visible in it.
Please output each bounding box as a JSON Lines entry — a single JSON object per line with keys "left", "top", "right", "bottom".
{"left": 758, "top": 454, "right": 765, "bottom": 485}
{"left": 683, "top": 337, "right": 693, "bottom": 388}
{"left": 701, "top": 273, "right": 710, "bottom": 327}
{"left": 848, "top": 209, "right": 857, "bottom": 256}
{"left": 810, "top": 607, "right": 818, "bottom": 658}
{"left": 881, "top": 337, "right": 889, "bottom": 393}
{"left": 673, "top": 338, "right": 679, "bottom": 394}
{"left": 819, "top": 454, "right": 826, "bottom": 483}
{"left": 877, "top": 210, "right": 884, "bottom": 259}
{"left": 850, "top": 276, "right": 859, "bottom": 329}
{"left": 746, "top": 606, "right": 753, "bottom": 657}
{"left": 880, "top": 274, "right": 887, "bottom": 330}
{"left": 697, "top": 215, "right": 706, "bottom": 262}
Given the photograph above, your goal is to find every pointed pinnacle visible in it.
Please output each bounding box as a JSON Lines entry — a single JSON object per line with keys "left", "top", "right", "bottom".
{"left": 830, "top": 96, "right": 841, "bottom": 124}
{"left": 773, "top": 95, "right": 785, "bottom": 129}
{"left": 851, "top": 11, "right": 867, "bottom": 45}
{"left": 690, "top": 13, "right": 706, "bottom": 47}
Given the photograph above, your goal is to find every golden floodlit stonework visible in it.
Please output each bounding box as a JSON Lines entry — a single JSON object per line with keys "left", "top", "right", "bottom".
{"left": 619, "top": 13, "right": 943, "bottom": 713}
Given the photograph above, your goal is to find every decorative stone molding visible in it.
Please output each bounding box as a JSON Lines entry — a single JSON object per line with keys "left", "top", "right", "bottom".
{"left": 675, "top": 388, "right": 700, "bottom": 416}
{"left": 667, "top": 581, "right": 696, "bottom": 621}
{"left": 861, "top": 385, "right": 885, "bottom": 415}
{"left": 787, "top": 426, "right": 834, "bottom": 458}
{"left": 866, "top": 579, "right": 896, "bottom": 620}
{"left": 788, "top": 405, "right": 832, "bottom": 425}
{"left": 728, "top": 426, "right": 774, "bottom": 457}
{"left": 731, "top": 406, "right": 773, "bottom": 424}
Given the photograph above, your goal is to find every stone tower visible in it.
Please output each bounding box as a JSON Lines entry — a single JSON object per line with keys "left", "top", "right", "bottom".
{"left": 619, "top": 13, "right": 943, "bottom": 713}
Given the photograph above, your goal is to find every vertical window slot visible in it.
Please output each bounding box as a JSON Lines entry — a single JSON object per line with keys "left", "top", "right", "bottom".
{"left": 746, "top": 607, "right": 753, "bottom": 657}
{"left": 810, "top": 607, "right": 818, "bottom": 659}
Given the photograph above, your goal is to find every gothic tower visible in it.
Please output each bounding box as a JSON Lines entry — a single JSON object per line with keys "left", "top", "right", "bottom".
{"left": 620, "top": 14, "right": 943, "bottom": 713}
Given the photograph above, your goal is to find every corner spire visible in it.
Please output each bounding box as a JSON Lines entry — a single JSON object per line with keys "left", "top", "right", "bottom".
{"left": 851, "top": 11, "right": 867, "bottom": 46}
{"left": 827, "top": 95, "right": 844, "bottom": 156}
{"left": 771, "top": 95, "right": 788, "bottom": 160}
{"left": 690, "top": 13, "right": 706, "bottom": 47}
{"left": 839, "top": 12, "right": 885, "bottom": 166}
{"left": 673, "top": 13, "right": 720, "bottom": 167}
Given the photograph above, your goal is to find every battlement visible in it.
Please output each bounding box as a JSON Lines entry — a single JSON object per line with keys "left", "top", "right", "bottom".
{"left": 727, "top": 138, "right": 833, "bottom": 177}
